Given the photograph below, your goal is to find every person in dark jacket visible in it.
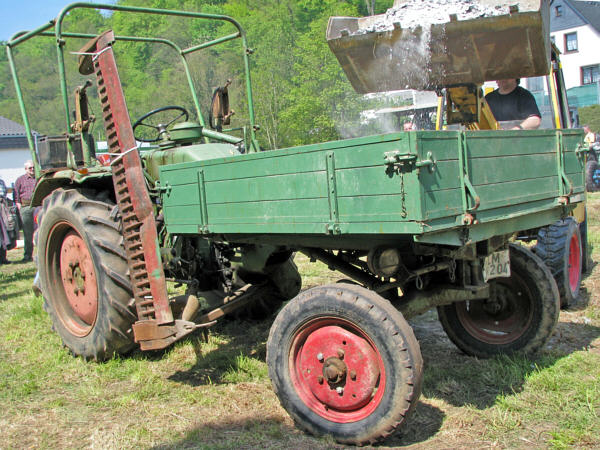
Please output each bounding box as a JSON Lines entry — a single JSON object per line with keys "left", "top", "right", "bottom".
{"left": 0, "top": 178, "right": 14, "bottom": 265}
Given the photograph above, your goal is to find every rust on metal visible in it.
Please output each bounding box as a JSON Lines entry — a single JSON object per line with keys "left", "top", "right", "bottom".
{"left": 133, "top": 320, "right": 201, "bottom": 351}
{"left": 84, "top": 31, "right": 174, "bottom": 346}
{"left": 60, "top": 230, "right": 98, "bottom": 326}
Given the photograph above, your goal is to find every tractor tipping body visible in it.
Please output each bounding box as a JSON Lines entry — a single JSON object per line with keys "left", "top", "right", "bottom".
{"left": 5, "top": 1, "right": 587, "bottom": 445}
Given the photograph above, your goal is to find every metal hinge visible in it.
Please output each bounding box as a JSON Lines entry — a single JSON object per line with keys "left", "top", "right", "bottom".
{"left": 384, "top": 151, "right": 436, "bottom": 173}
{"left": 154, "top": 181, "right": 172, "bottom": 195}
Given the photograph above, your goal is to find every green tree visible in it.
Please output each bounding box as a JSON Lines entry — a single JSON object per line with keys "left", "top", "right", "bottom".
{"left": 579, "top": 105, "right": 600, "bottom": 134}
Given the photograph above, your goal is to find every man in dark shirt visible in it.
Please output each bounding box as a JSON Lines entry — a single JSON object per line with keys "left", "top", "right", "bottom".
{"left": 485, "top": 79, "right": 541, "bottom": 130}
{"left": 14, "top": 160, "right": 37, "bottom": 262}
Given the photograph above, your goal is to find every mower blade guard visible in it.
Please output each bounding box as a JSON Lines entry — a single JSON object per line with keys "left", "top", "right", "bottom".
{"left": 327, "top": 0, "right": 551, "bottom": 93}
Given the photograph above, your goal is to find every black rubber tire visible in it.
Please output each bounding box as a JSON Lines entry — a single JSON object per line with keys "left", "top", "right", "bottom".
{"left": 535, "top": 217, "right": 582, "bottom": 308}
{"left": 267, "top": 284, "right": 423, "bottom": 445}
{"left": 586, "top": 160, "right": 600, "bottom": 192}
{"left": 580, "top": 214, "right": 589, "bottom": 274}
{"left": 36, "top": 188, "right": 136, "bottom": 361}
{"left": 437, "top": 244, "right": 559, "bottom": 358}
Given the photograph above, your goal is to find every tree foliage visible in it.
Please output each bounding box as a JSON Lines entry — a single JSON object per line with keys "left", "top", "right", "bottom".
{"left": 579, "top": 105, "right": 600, "bottom": 134}
{"left": 0, "top": 0, "right": 395, "bottom": 148}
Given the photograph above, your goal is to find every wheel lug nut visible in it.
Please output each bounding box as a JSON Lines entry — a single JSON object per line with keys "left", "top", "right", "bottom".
{"left": 336, "top": 386, "right": 344, "bottom": 395}
{"left": 317, "top": 376, "right": 324, "bottom": 384}
{"left": 317, "top": 353, "right": 324, "bottom": 362}
{"left": 337, "top": 349, "right": 344, "bottom": 359}
{"left": 350, "top": 370, "right": 357, "bottom": 380}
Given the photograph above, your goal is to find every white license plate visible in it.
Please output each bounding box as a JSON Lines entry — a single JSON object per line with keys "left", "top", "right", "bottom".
{"left": 483, "top": 249, "right": 511, "bottom": 281}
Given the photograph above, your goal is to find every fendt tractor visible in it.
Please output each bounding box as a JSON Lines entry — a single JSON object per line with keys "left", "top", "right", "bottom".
{"left": 6, "top": 0, "right": 589, "bottom": 444}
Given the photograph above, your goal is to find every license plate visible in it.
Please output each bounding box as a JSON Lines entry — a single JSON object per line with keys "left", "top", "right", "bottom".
{"left": 483, "top": 249, "right": 510, "bottom": 282}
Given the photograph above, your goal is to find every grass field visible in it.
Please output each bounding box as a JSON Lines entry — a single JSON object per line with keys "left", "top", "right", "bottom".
{"left": 1, "top": 196, "right": 599, "bottom": 449}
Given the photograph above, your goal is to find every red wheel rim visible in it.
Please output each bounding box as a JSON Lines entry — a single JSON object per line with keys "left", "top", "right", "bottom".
{"left": 289, "top": 317, "right": 385, "bottom": 423}
{"left": 568, "top": 232, "right": 581, "bottom": 294}
{"left": 46, "top": 223, "right": 98, "bottom": 337}
{"left": 456, "top": 275, "right": 533, "bottom": 345}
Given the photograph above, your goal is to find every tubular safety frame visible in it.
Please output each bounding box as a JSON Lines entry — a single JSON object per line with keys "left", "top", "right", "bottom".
{"left": 5, "top": 1, "right": 261, "bottom": 175}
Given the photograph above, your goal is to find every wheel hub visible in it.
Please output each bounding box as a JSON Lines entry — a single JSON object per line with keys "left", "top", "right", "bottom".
{"left": 296, "top": 325, "right": 380, "bottom": 412}
{"left": 323, "top": 356, "right": 347, "bottom": 384}
{"left": 60, "top": 231, "right": 98, "bottom": 326}
{"left": 457, "top": 276, "right": 532, "bottom": 344}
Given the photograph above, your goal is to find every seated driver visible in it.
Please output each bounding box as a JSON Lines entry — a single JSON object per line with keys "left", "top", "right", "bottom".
{"left": 485, "top": 79, "right": 541, "bottom": 130}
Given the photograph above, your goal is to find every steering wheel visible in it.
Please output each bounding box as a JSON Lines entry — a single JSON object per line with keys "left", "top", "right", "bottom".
{"left": 132, "top": 106, "right": 189, "bottom": 142}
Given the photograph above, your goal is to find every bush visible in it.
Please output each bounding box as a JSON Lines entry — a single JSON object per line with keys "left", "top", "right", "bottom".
{"left": 578, "top": 104, "right": 600, "bottom": 133}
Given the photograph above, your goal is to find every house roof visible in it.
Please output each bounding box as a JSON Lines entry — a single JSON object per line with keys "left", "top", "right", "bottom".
{"left": 0, "top": 116, "right": 27, "bottom": 137}
{"left": 570, "top": 1, "right": 600, "bottom": 33}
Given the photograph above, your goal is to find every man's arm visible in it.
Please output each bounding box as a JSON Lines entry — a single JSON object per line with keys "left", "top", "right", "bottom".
{"left": 511, "top": 115, "right": 541, "bottom": 130}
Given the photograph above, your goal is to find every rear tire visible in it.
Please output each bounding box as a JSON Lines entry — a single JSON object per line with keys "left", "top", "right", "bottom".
{"left": 535, "top": 217, "right": 582, "bottom": 307}
{"left": 36, "top": 188, "right": 136, "bottom": 361}
{"left": 437, "top": 244, "right": 559, "bottom": 358}
{"left": 267, "top": 284, "right": 422, "bottom": 445}
{"left": 586, "top": 160, "right": 600, "bottom": 191}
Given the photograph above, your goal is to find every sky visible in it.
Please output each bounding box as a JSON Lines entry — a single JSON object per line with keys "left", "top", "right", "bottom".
{"left": 0, "top": 0, "right": 115, "bottom": 42}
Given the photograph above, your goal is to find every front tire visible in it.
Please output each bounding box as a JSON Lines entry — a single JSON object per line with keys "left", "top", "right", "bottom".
{"left": 36, "top": 189, "right": 136, "bottom": 361}
{"left": 267, "top": 284, "right": 422, "bottom": 445}
{"left": 437, "top": 244, "right": 559, "bottom": 358}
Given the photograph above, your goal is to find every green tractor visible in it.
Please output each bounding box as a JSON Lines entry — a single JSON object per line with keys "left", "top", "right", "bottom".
{"left": 5, "top": 2, "right": 588, "bottom": 445}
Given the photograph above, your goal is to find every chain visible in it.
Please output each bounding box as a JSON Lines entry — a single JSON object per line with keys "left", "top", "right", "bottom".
{"left": 448, "top": 259, "right": 457, "bottom": 283}
{"left": 400, "top": 170, "right": 407, "bottom": 218}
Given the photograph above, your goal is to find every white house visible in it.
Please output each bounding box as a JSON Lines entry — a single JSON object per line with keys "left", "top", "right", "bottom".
{"left": 0, "top": 116, "right": 35, "bottom": 186}
{"left": 549, "top": 0, "right": 600, "bottom": 89}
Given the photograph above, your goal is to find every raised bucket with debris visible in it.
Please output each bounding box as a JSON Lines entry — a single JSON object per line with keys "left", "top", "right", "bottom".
{"left": 327, "top": 0, "right": 551, "bottom": 93}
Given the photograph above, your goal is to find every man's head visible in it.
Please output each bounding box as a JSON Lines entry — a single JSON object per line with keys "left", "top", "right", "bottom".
{"left": 24, "top": 160, "right": 34, "bottom": 176}
{"left": 496, "top": 79, "right": 518, "bottom": 95}
{"left": 584, "top": 125, "right": 592, "bottom": 133}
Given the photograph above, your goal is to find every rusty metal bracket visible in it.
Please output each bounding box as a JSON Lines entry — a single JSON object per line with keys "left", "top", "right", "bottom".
{"left": 133, "top": 319, "right": 214, "bottom": 351}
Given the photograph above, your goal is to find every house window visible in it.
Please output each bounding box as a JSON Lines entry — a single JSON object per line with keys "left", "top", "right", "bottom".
{"left": 565, "top": 32, "right": 578, "bottom": 52}
{"left": 527, "top": 77, "right": 545, "bottom": 92}
{"left": 555, "top": 5, "right": 563, "bottom": 17}
{"left": 582, "top": 65, "right": 600, "bottom": 85}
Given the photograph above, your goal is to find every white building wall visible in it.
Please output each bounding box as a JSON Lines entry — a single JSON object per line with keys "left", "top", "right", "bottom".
{"left": 0, "top": 148, "right": 31, "bottom": 186}
{"left": 551, "top": 24, "right": 600, "bottom": 89}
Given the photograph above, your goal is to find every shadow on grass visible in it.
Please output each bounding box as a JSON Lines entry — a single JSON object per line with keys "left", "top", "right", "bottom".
{"left": 417, "top": 318, "right": 600, "bottom": 410}
{"left": 0, "top": 289, "right": 36, "bottom": 301}
{"left": 167, "top": 319, "right": 270, "bottom": 386}
{"left": 151, "top": 403, "right": 444, "bottom": 449}
{"left": 0, "top": 266, "right": 36, "bottom": 284}
{"left": 151, "top": 415, "right": 335, "bottom": 450}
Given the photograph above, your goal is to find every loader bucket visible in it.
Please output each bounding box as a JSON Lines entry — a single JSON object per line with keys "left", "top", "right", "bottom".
{"left": 327, "top": 0, "right": 551, "bottom": 93}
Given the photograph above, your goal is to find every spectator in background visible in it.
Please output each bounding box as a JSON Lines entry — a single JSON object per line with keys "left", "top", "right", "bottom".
{"left": 14, "top": 160, "right": 37, "bottom": 263}
{"left": 584, "top": 125, "right": 596, "bottom": 145}
{"left": 0, "top": 178, "right": 10, "bottom": 265}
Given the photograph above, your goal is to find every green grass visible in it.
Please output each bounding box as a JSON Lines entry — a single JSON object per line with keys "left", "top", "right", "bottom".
{"left": 1, "top": 197, "right": 600, "bottom": 448}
